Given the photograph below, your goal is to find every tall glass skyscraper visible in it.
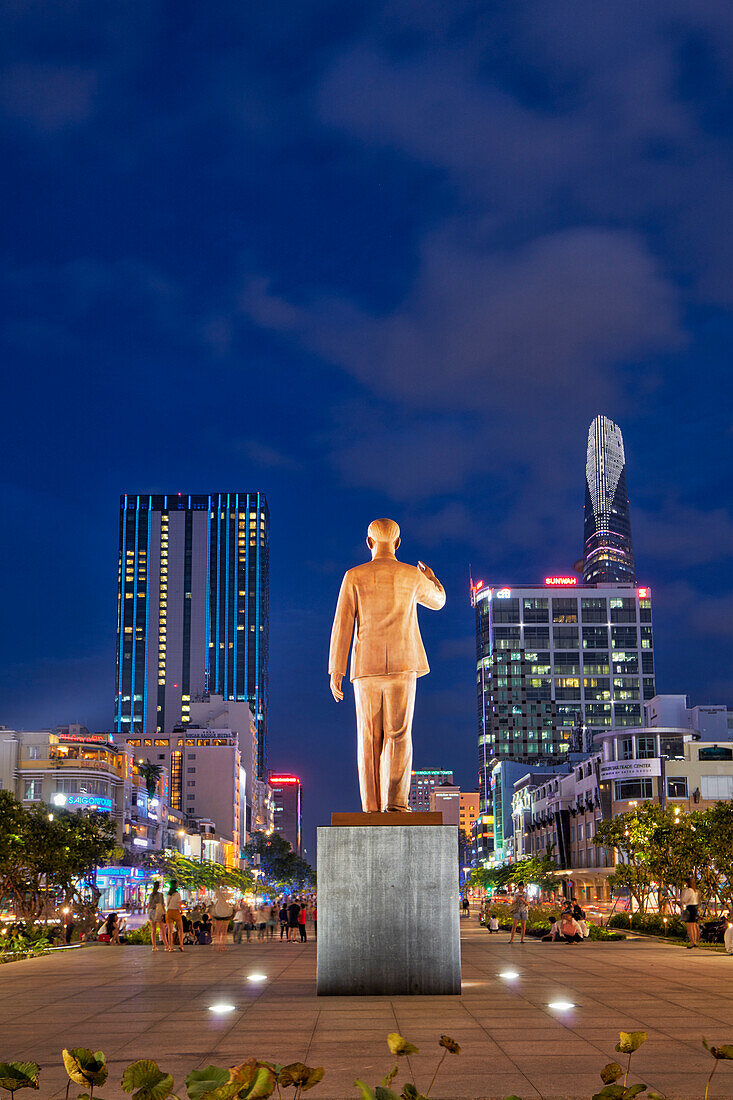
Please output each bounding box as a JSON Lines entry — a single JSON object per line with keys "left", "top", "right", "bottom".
{"left": 115, "top": 492, "right": 269, "bottom": 778}
{"left": 473, "top": 579, "right": 654, "bottom": 836}
{"left": 582, "top": 415, "right": 636, "bottom": 584}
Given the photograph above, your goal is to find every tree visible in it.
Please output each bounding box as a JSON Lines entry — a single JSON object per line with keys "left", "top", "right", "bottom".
{"left": 0, "top": 792, "right": 116, "bottom": 925}
{"left": 466, "top": 850, "right": 557, "bottom": 895}
{"left": 689, "top": 801, "right": 733, "bottom": 912}
{"left": 137, "top": 760, "right": 163, "bottom": 799}
{"left": 243, "top": 832, "right": 315, "bottom": 893}
{"left": 593, "top": 802, "right": 709, "bottom": 913}
{"left": 147, "top": 852, "right": 253, "bottom": 896}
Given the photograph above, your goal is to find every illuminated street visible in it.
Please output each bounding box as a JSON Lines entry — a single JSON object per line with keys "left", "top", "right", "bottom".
{"left": 4, "top": 924, "right": 733, "bottom": 1099}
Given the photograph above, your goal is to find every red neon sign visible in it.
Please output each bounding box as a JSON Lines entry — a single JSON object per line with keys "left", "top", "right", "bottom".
{"left": 544, "top": 576, "right": 577, "bottom": 586}
{"left": 59, "top": 733, "right": 110, "bottom": 743}
{"left": 637, "top": 587, "right": 649, "bottom": 598}
{"left": 270, "top": 776, "right": 299, "bottom": 785}
{"left": 474, "top": 580, "right": 483, "bottom": 591}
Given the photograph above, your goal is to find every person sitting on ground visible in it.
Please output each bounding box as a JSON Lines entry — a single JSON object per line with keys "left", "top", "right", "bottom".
{"left": 103, "top": 912, "right": 120, "bottom": 944}
{"left": 196, "top": 912, "right": 213, "bottom": 945}
{"left": 541, "top": 915, "right": 562, "bottom": 942}
{"left": 559, "top": 910, "right": 584, "bottom": 943}
{"left": 488, "top": 914, "right": 499, "bottom": 934}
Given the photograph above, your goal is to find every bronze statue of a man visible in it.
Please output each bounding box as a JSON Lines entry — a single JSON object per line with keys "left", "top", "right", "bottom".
{"left": 328, "top": 518, "right": 446, "bottom": 813}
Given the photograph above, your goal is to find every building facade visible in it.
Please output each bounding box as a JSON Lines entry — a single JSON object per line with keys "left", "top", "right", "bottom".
{"left": 582, "top": 415, "right": 636, "bottom": 584}
{"left": 409, "top": 769, "right": 454, "bottom": 811}
{"left": 459, "top": 792, "right": 479, "bottom": 841}
{"left": 474, "top": 579, "right": 654, "bottom": 832}
{"left": 115, "top": 694, "right": 256, "bottom": 852}
{"left": 429, "top": 783, "right": 460, "bottom": 825}
{"left": 269, "top": 773, "right": 302, "bottom": 855}
{"left": 512, "top": 695, "right": 733, "bottom": 903}
{"left": 115, "top": 492, "right": 269, "bottom": 779}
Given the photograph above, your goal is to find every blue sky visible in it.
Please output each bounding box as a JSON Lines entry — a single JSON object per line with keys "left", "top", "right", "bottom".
{"left": 2, "top": 0, "right": 733, "bottom": 856}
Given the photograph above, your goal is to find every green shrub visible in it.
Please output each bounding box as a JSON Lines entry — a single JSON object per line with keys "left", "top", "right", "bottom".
{"left": 608, "top": 912, "right": 686, "bottom": 938}
{"left": 124, "top": 923, "right": 153, "bottom": 945}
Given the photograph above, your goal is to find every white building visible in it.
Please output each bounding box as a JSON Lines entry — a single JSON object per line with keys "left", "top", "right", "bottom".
{"left": 115, "top": 693, "right": 257, "bottom": 851}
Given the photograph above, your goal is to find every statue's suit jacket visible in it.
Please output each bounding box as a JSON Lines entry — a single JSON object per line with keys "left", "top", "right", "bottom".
{"left": 328, "top": 558, "right": 446, "bottom": 682}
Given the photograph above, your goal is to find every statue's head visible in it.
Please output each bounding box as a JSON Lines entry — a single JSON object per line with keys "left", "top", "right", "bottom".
{"left": 367, "top": 518, "right": 401, "bottom": 556}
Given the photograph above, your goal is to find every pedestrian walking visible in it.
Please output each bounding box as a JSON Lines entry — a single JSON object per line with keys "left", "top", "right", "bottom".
{"left": 232, "top": 901, "right": 245, "bottom": 944}
{"left": 288, "top": 898, "right": 300, "bottom": 941}
{"left": 681, "top": 878, "right": 700, "bottom": 948}
{"left": 509, "top": 886, "right": 529, "bottom": 944}
{"left": 257, "top": 904, "right": 268, "bottom": 941}
{"left": 311, "top": 903, "right": 317, "bottom": 938}
{"left": 210, "top": 888, "right": 234, "bottom": 953}
{"left": 279, "top": 902, "right": 289, "bottom": 940}
{"left": 298, "top": 902, "right": 307, "bottom": 942}
{"left": 165, "top": 879, "right": 185, "bottom": 952}
{"left": 146, "top": 880, "right": 168, "bottom": 952}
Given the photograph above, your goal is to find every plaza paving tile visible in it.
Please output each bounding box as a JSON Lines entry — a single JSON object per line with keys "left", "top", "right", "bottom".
{"left": 3, "top": 923, "right": 733, "bottom": 1098}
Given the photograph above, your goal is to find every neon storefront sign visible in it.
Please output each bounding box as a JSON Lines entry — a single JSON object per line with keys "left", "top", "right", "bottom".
{"left": 544, "top": 576, "right": 577, "bottom": 586}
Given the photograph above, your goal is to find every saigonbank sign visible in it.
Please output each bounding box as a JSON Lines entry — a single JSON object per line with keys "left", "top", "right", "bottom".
{"left": 53, "top": 792, "right": 114, "bottom": 810}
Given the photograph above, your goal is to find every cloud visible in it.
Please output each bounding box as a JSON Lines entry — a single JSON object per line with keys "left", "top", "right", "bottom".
{"left": 242, "top": 226, "right": 683, "bottom": 415}
{"left": 635, "top": 502, "right": 733, "bottom": 567}
{"left": 0, "top": 63, "right": 98, "bottom": 132}
{"left": 237, "top": 439, "right": 300, "bottom": 471}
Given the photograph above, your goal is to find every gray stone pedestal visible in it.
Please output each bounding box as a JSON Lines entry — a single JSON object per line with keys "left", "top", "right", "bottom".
{"left": 316, "top": 824, "right": 461, "bottom": 995}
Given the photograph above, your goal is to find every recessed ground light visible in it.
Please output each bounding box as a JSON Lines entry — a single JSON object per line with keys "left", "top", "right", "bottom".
{"left": 499, "top": 970, "right": 519, "bottom": 980}
{"left": 209, "top": 1003, "right": 236, "bottom": 1014}
{"left": 547, "top": 1000, "right": 576, "bottom": 1011}
{"left": 247, "top": 973, "right": 267, "bottom": 983}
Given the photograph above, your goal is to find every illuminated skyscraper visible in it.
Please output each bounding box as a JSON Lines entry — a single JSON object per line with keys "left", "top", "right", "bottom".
{"left": 269, "top": 773, "right": 302, "bottom": 855}
{"left": 582, "top": 416, "right": 636, "bottom": 584}
{"left": 472, "top": 578, "right": 655, "bottom": 842}
{"left": 115, "top": 492, "right": 269, "bottom": 778}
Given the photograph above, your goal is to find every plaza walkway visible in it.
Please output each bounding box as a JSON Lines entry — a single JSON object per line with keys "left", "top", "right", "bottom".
{"left": 4, "top": 922, "right": 733, "bottom": 1099}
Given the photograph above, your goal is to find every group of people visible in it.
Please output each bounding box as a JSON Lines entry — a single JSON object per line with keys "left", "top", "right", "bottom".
{"left": 140, "top": 882, "right": 316, "bottom": 952}
{"left": 231, "top": 900, "right": 315, "bottom": 942}
{"left": 480, "top": 886, "right": 590, "bottom": 945}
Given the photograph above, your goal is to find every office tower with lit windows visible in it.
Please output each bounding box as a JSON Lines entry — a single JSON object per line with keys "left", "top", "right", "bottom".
{"left": 269, "top": 774, "right": 302, "bottom": 855}
{"left": 408, "top": 768, "right": 454, "bottom": 811}
{"left": 583, "top": 415, "right": 636, "bottom": 584}
{"left": 115, "top": 492, "right": 269, "bottom": 778}
{"left": 473, "top": 578, "right": 654, "bottom": 821}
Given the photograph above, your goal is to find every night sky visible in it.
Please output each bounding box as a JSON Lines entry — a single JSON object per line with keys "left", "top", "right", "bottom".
{"left": 2, "top": 1, "right": 733, "bottom": 860}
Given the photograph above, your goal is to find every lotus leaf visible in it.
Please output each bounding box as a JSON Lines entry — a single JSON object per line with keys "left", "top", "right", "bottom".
{"left": 121, "top": 1060, "right": 177, "bottom": 1100}
{"left": 374, "top": 1090, "right": 400, "bottom": 1100}
{"left": 600, "top": 1063, "right": 624, "bottom": 1084}
{"left": 703, "top": 1038, "right": 733, "bottom": 1060}
{"left": 387, "top": 1035, "right": 419, "bottom": 1057}
{"left": 0, "top": 1063, "right": 40, "bottom": 1094}
{"left": 354, "top": 1081, "right": 376, "bottom": 1100}
{"left": 591, "top": 1087, "right": 626, "bottom": 1100}
{"left": 277, "top": 1063, "right": 323, "bottom": 1091}
{"left": 438, "top": 1036, "right": 460, "bottom": 1056}
{"left": 62, "top": 1050, "right": 108, "bottom": 1089}
{"left": 623, "top": 1086, "right": 648, "bottom": 1098}
{"left": 226, "top": 1060, "right": 277, "bottom": 1099}
{"left": 615, "top": 1032, "right": 647, "bottom": 1055}
{"left": 185, "top": 1066, "right": 230, "bottom": 1100}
